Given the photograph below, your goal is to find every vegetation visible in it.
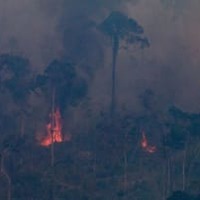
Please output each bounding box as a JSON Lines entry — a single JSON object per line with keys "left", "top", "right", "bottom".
{"left": 99, "top": 11, "right": 149, "bottom": 119}
{"left": 0, "top": 11, "right": 200, "bottom": 200}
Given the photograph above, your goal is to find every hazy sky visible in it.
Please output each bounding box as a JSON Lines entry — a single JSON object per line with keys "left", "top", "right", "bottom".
{"left": 0, "top": 0, "right": 200, "bottom": 112}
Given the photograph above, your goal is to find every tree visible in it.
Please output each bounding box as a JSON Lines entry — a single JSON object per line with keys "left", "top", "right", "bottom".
{"left": 36, "top": 59, "right": 87, "bottom": 162}
{"left": 0, "top": 113, "right": 21, "bottom": 200}
{"left": 0, "top": 54, "right": 32, "bottom": 137}
{"left": 99, "top": 11, "right": 149, "bottom": 119}
{"left": 35, "top": 59, "right": 87, "bottom": 117}
{"left": 162, "top": 106, "right": 200, "bottom": 195}
{"left": 34, "top": 59, "right": 87, "bottom": 199}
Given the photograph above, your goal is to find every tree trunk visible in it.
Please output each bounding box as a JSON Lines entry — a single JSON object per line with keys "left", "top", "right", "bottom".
{"left": 167, "top": 157, "right": 172, "bottom": 195}
{"left": 51, "top": 87, "right": 56, "bottom": 167}
{"left": 20, "top": 113, "right": 25, "bottom": 137}
{"left": 162, "top": 162, "right": 166, "bottom": 200}
{"left": 50, "top": 87, "right": 56, "bottom": 200}
{"left": 186, "top": 144, "right": 200, "bottom": 189}
{"left": 0, "top": 153, "right": 11, "bottom": 200}
{"left": 182, "top": 138, "right": 188, "bottom": 191}
{"left": 162, "top": 132, "right": 168, "bottom": 200}
{"left": 110, "top": 35, "right": 119, "bottom": 120}
{"left": 123, "top": 132, "right": 128, "bottom": 200}
{"left": 182, "top": 149, "right": 186, "bottom": 191}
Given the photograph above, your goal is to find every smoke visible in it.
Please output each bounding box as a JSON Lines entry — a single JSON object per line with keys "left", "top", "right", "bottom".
{"left": 0, "top": 0, "right": 200, "bottom": 112}
{"left": 0, "top": 0, "right": 61, "bottom": 68}
{"left": 97, "top": 0, "right": 200, "bottom": 113}
{"left": 0, "top": 0, "right": 126, "bottom": 68}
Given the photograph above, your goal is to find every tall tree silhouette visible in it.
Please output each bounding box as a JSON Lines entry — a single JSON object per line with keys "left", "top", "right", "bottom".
{"left": 99, "top": 11, "right": 149, "bottom": 119}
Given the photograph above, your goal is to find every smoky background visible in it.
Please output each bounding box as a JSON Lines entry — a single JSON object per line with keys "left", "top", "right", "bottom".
{"left": 0, "top": 0, "right": 200, "bottom": 114}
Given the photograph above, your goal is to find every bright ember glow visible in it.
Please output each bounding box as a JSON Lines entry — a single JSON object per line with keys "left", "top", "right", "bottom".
{"left": 41, "top": 108, "right": 63, "bottom": 147}
{"left": 141, "top": 131, "right": 156, "bottom": 153}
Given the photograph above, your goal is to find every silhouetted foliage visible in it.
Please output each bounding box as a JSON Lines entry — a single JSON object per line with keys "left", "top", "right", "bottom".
{"left": 35, "top": 59, "right": 87, "bottom": 113}
{"left": 99, "top": 11, "right": 149, "bottom": 117}
{"left": 0, "top": 54, "right": 32, "bottom": 107}
{"left": 167, "top": 191, "right": 196, "bottom": 200}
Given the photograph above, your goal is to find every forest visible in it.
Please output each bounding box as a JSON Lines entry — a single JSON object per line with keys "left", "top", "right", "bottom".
{"left": 0, "top": 1, "right": 200, "bottom": 200}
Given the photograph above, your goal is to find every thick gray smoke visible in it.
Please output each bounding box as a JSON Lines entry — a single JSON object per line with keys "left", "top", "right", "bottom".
{"left": 0, "top": 0, "right": 124, "bottom": 68}
{"left": 0, "top": 0, "right": 200, "bottom": 112}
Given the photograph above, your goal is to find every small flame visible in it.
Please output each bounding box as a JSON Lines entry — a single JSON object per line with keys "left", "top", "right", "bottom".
{"left": 141, "top": 132, "right": 148, "bottom": 149}
{"left": 141, "top": 131, "right": 156, "bottom": 153}
{"left": 41, "top": 108, "right": 63, "bottom": 147}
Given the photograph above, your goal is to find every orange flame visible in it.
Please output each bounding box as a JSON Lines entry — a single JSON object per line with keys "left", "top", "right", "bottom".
{"left": 41, "top": 108, "right": 63, "bottom": 147}
{"left": 141, "top": 131, "right": 156, "bottom": 153}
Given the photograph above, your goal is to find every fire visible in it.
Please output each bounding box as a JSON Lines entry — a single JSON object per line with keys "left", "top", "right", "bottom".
{"left": 41, "top": 107, "right": 63, "bottom": 147}
{"left": 141, "top": 131, "right": 156, "bottom": 153}
{"left": 141, "top": 131, "right": 148, "bottom": 149}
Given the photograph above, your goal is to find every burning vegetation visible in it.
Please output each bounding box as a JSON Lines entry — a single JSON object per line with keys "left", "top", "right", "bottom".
{"left": 0, "top": 7, "right": 200, "bottom": 200}
{"left": 40, "top": 107, "right": 63, "bottom": 147}
{"left": 141, "top": 131, "right": 157, "bottom": 153}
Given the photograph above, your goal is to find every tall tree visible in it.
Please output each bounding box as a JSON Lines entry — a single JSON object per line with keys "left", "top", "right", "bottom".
{"left": 35, "top": 59, "right": 87, "bottom": 165}
{"left": 35, "top": 59, "right": 87, "bottom": 200}
{"left": 99, "top": 11, "right": 149, "bottom": 119}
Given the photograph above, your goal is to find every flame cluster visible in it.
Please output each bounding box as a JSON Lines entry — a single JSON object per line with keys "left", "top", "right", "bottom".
{"left": 41, "top": 108, "right": 63, "bottom": 147}
{"left": 141, "top": 131, "right": 156, "bottom": 153}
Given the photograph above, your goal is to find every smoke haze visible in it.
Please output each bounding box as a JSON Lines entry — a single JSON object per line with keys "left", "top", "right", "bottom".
{"left": 0, "top": 0, "right": 200, "bottom": 112}
{"left": 123, "top": 0, "right": 200, "bottom": 112}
